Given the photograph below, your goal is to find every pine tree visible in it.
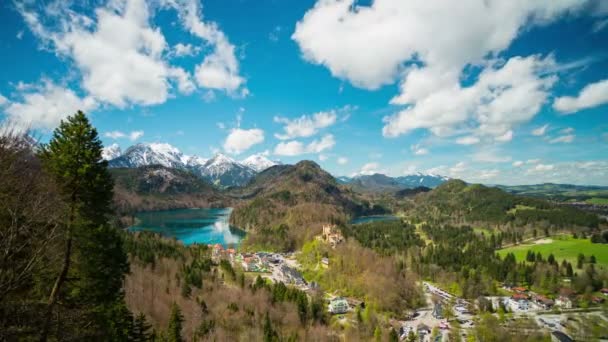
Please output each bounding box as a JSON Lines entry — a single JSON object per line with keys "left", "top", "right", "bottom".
{"left": 167, "top": 302, "right": 185, "bottom": 342}
{"left": 263, "top": 311, "right": 278, "bottom": 342}
{"left": 39, "top": 111, "right": 129, "bottom": 340}
{"left": 132, "top": 313, "right": 153, "bottom": 342}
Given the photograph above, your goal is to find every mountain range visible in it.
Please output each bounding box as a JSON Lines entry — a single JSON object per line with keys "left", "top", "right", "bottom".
{"left": 339, "top": 172, "right": 450, "bottom": 192}
{"left": 105, "top": 143, "right": 280, "bottom": 187}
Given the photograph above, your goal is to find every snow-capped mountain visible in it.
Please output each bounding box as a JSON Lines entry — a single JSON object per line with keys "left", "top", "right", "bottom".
{"left": 107, "top": 143, "right": 258, "bottom": 188}
{"left": 102, "top": 143, "right": 122, "bottom": 161}
{"left": 241, "top": 153, "right": 280, "bottom": 172}
{"left": 108, "top": 143, "right": 184, "bottom": 169}
{"left": 195, "top": 153, "right": 256, "bottom": 187}
{"left": 395, "top": 172, "right": 450, "bottom": 188}
{"left": 339, "top": 172, "right": 449, "bottom": 191}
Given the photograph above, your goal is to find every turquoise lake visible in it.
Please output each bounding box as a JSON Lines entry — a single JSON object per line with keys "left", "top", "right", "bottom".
{"left": 350, "top": 215, "right": 400, "bottom": 225}
{"left": 129, "top": 208, "right": 245, "bottom": 246}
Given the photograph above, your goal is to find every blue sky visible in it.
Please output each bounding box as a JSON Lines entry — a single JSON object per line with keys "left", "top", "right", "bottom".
{"left": 1, "top": 0, "right": 607, "bottom": 185}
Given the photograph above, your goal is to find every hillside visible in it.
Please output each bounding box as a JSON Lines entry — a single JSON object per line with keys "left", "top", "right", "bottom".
{"left": 229, "top": 161, "right": 386, "bottom": 250}
{"left": 111, "top": 165, "right": 231, "bottom": 216}
{"left": 498, "top": 183, "right": 608, "bottom": 203}
{"left": 409, "top": 179, "right": 600, "bottom": 231}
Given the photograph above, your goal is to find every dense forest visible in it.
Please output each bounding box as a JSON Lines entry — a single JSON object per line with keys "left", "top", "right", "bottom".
{"left": 408, "top": 180, "right": 600, "bottom": 231}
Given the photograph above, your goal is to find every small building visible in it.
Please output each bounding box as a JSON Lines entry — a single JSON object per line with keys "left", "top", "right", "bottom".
{"left": 592, "top": 296, "right": 605, "bottom": 304}
{"left": 509, "top": 294, "right": 530, "bottom": 311}
{"left": 329, "top": 297, "right": 349, "bottom": 314}
{"left": 512, "top": 286, "right": 528, "bottom": 294}
{"left": 417, "top": 323, "right": 431, "bottom": 336}
{"left": 534, "top": 295, "right": 554, "bottom": 310}
{"left": 601, "top": 288, "right": 608, "bottom": 296}
{"left": 432, "top": 303, "right": 443, "bottom": 319}
{"left": 555, "top": 296, "right": 572, "bottom": 309}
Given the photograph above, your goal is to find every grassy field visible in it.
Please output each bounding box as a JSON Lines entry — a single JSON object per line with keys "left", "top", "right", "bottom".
{"left": 586, "top": 197, "right": 608, "bottom": 205}
{"left": 497, "top": 235, "right": 608, "bottom": 267}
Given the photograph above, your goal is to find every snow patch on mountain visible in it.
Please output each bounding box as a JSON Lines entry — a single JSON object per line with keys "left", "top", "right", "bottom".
{"left": 241, "top": 153, "right": 280, "bottom": 172}
{"left": 102, "top": 143, "right": 122, "bottom": 160}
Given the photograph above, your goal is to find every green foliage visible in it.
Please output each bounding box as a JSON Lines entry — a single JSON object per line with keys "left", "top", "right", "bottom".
{"left": 412, "top": 180, "right": 599, "bottom": 229}
{"left": 166, "top": 303, "right": 184, "bottom": 342}
{"left": 341, "top": 220, "right": 425, "bottom": 255}
{"left": 36, "top": 111, "right": 131, "bottom": 339}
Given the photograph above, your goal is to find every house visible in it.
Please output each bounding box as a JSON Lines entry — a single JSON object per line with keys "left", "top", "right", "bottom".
{"left": 512, "top": 287, "right": 528, "bottom": 294}
{"left": 509, "top": 294, "right": 530, "bottom": 311}
{"left": 211, "top": 243, "right": 224, "bottom": 261}
{"left": 328, "top": 297, "right": 349, "bottom": 314}
{"left": 555, "top": 296, "right": 572, "bottom": 309}
{"left": 601, "top": 288, "right": 608, "bottom": 296}
{"left": 534, "top": 295, "right": 554, "bottom": 310}
{"left": 592, "top": 296, "right": 605, "bottom": 304}
{"left": 321, "top": 257, "right": 329, "bottom": 268}
{"left": 417, "top": 323, "right": 431, "bottom": 336}
{"left": 242, "top": 256, "right": 260, "bottom": 272}
{"left": 432, "top": 303, "right": 443, "bottom": 319}
{"left": 321, "top": 225, "right": 344, "bottom": 248}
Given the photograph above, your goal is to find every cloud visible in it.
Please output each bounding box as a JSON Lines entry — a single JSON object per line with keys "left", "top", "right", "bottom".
{"left": 3, "top": 80, "right": 97, "bottom": 130}
{"left": 410, "top": 144, "right": 428, "bottom": 155}
{"left": 129, "top": 130, "right": 144, "bottom": 141}
{"left": 383, "top": 55, "right": 557, "bottom": 140}
{"left": 274, "top": 107, "right": 350, "bottom": 140}
{"left": 472, "top": 148, "right": 511, "bottom": 163}
{"left": 293, "top": 1, "right": 583, "bottom": 140}
{"left": 168, "top": 0, "right": 247, "bottom": 94}
{"left": 513, "top": 161, "right": 524, "bottom": 167}
{"left": 337, "top": 157, "right": 348, "bottom": 165}
{"left": 223, "top": 128, "right": 265, "bottom": 154}
{"left": 549, "top": 134, "right": 575, "bottom": 144}
{"left": 318, "top": 154, "right": 329, "bottom": 161}
{"left": 104, "top": 130, "right": 144, "bottom": 141}
{"left": 17, "top": 0, "right": 189, "bottom": 107}
{"left": 527, "top": 159, "right": 541, "bottom": 164}
{"left": 274, "top": 134, "right": 335, "bottom": 156}
{"left": 455, "top": 135, "right": 480, "bottom": 145}
{"left": 0, "top": 94, "right": 8, "bottom": 106}
{"left": 15, "top": 0, "right": 245, "bottom": 109}
{"left": 171, "top": 43, "right": 201, "bottom": 57}
{"left": 553, "top": 79, "right": 608, "bottom": 113}
{"left": 531, "top": 124, "right": 549, "bottom": 136}
{"left": 527, "top": 163, "right": 555, "bottom": 173}
{"left": 359, "top": 162, "right": 381, "bottom": 176}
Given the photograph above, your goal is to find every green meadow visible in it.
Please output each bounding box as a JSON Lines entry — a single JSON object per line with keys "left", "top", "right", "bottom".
{"left": 497, "top": 235, "right": 608, "bottom": 267}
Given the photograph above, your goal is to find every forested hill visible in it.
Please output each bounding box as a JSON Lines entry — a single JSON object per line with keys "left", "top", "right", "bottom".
{"left": 409, "top": 179, "right": 600, "bottom": 230}
{"left": 111, "top": 165, "right": 231, "bottom": 215}
{"left": 229, "top": 160, "right": 386, "bottom": 250}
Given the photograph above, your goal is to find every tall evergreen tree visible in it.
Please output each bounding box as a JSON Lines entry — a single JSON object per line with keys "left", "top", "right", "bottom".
{"left": 166, "top": 302, "right": 185, "bottom": 342}
{"left": 132, "top": 313, "right": 153, "bottom": 342}
{"left": 38, "top": 111, "right": 129, "bottom": 340}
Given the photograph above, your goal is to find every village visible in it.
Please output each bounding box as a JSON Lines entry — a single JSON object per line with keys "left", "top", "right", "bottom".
{"left": 207, "top": 225, "right": 608, "bottom": 342}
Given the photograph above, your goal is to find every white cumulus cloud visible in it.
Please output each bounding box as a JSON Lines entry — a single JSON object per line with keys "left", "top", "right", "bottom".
{"left": 4, "top": 80, "right": 97, "bottom": 130}
{"left": 553, "top": 79, "right": 608, "bottom": 114}
{"left": 223, "top": 128, "right": 265, "bottom": 155}
{"left": 293, "top": 1, "right": 583, "bottom": 140}
{"left": 274, "top": 107, "right": 350, "bottom": 140}
{"left": 274, "top": 134, "right": 335, "bottom": 156}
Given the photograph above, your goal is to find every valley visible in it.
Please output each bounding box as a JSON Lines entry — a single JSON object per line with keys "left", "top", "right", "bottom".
{"left": 109, "top": 146, "right": 608, "bottom": 341}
